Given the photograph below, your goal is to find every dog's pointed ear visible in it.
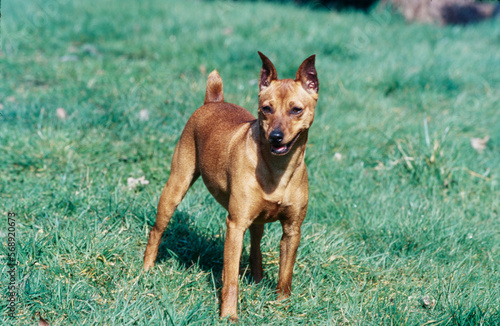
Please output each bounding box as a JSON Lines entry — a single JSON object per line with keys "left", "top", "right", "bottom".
{"left": 295, "top": 55, "right": 318, "bottom": 95}
{"left": 258, "top": 51, "right": 278, "bottom": 91}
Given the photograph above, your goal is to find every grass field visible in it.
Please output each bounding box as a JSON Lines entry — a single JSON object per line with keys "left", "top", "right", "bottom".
{"left": 1, "top": 0, "right": 499, "bottom": 324}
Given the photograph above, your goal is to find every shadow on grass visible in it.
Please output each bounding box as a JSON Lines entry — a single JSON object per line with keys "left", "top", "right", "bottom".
{"left": 293, "top": 0, "right": 377, "bottom": 11}
{"left": 227, "top": 0, "right": 378, "bottom": 11}
{"left": 154, "top": 211, "right": 224, "bottom": 274}
{"left": 153, "top": 211, "right": 276, "bottom": 289}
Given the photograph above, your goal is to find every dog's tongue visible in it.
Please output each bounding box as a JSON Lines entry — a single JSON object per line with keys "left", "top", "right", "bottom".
{"left": 272, "top": 144, "right": 287, "bottom": 153}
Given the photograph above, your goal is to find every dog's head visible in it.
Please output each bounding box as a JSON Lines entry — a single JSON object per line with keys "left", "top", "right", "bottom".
{"left": 257, "top": 52, "right": 319, "bottom": 156}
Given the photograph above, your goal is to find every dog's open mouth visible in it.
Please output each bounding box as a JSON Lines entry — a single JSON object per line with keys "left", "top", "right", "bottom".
{"left": 270, "top": 133, "right": 300, "bottom": 156}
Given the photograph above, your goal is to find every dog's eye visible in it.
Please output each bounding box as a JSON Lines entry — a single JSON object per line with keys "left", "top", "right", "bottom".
{"left": 291, "top": 107, "right": 303, "bottom": 115}
{"left": 261, "top": 106, "right": 272, "bottom": 114}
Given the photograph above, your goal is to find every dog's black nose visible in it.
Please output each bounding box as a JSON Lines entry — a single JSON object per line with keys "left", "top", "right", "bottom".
{"left": 269, "top": 129, "right": 284, "bottom": 144}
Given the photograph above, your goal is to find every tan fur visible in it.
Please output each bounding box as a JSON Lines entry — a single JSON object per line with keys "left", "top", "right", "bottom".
{"left": 143, "top": 52, "right": 319, "bottom": 320}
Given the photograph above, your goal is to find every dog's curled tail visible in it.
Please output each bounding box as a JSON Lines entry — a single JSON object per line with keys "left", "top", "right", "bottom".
{"left": 204, "top": 70, "right": 224, "bottom": 105}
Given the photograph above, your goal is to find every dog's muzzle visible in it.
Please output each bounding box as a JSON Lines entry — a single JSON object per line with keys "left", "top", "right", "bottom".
{"left": 269, "top": 131, "right": 300, "bottom": 156}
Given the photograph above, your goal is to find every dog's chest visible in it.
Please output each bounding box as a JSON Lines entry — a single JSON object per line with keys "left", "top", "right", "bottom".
{"left": 253, "top": 197, "right": 287, "bottom": 223}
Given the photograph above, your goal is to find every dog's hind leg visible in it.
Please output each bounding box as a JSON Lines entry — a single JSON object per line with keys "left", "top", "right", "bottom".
{"left": 143, "top": 126, "right": 200, "bottom": 270}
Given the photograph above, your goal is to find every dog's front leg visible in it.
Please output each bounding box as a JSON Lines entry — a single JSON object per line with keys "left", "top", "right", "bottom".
{"left": 220, "top": 216, "right": 248, "bottom": 321}
{"left": 276, "top": 218, "right": 304, "bottom": 300}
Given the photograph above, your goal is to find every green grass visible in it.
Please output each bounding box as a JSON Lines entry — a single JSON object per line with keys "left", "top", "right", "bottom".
{"left": 1, "top": 0, "right": 499, "bottom": 324}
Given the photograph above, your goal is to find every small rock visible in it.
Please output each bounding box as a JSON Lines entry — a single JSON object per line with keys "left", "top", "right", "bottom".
{"left": 60, "top": 54, "right": 79, "bottom": 62}
{"left": 421, "top": 295, "right": 435, "bottom": 309}
{"left": 139, "top": 109, "right": 150, "bottom": 121}
{"left": 39, "top": 316, "right": 50, "bottom": 326}
{"left": 470, "top": 135, "right": 490, "bottom": 153}
{"left": 127, "top": 176, "right": 150, "bottom": 190}
{"left": 56, "top": 107, "right": 67, "bottom": 120}
{"left": 81, "top": 43, "right": 99, "bottom": 56}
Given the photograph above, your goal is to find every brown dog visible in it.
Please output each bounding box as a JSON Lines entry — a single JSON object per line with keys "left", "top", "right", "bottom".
{"left": 143, "top": 52, "right": 319, "bottom": 320}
